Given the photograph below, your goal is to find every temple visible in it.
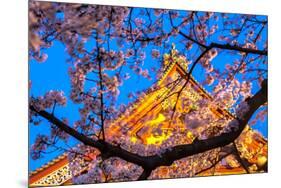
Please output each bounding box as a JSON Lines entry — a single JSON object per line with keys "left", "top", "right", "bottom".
{"left": 29, "top": 46, "right": 268, "bottom": 187}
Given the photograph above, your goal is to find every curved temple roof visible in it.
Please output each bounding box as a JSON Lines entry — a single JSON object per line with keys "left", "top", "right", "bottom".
{"left": 29, "top": 48, "right": 267, "bottom": 186}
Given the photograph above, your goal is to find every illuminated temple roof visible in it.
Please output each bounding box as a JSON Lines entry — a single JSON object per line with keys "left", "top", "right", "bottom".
{"left": 29, "top": 47, "right": 268, "bottom": 186}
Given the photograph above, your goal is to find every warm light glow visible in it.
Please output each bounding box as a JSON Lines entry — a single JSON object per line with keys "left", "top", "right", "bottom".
{"left": 149, "top": 113, "right": 166, "bottom": 126}
{"left": 130, "top": 136, "right": 138, "bottom": 143}
{"left": 146, "top": 132, "right": 172, "bottom": 145}
{"left": 257, "top": 155, "right": 267, "bottom": 167}
{"left": 186, "top": 131, "right": 194, "bottom": 140}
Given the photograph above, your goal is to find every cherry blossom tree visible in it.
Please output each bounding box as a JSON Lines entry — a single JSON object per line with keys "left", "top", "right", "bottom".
{"left": 29, "top": 1, "right": 268, "bottom": 183}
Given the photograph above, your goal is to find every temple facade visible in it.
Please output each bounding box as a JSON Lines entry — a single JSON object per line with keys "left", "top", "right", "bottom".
{"left": 29, "top": 47, "right": 267, "bottom": 187}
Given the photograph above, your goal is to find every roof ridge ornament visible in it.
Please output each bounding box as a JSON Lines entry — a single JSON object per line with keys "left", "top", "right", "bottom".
{"left": 171, "top": 43, "right": 177, "bottom": 57}
{"left": 162, "top": 43, "right": 188, "bottom": 74}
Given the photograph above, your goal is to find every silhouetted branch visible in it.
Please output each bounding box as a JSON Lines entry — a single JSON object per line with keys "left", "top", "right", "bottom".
{"left": 137, "top": 168, "right": 153, "bottom": 180}
{"left": 209, "top": 43, "right": 267, "bottom": 56}
{"left": 29, "top": 79, "right": 267, "bottom": 180}
{"left": 233, "top": 142, "right": 250, "bottom": 174}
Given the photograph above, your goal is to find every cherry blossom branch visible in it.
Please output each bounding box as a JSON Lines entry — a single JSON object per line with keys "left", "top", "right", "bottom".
{"left": 29, "top": 79, "right": 267, "bottom": 180}
{"left": 208, "top": 43, "right": 267, "bottom": 56}
{"left": 97, "top": 49, "right": 106, "bottom": 141}
{"left": 29, "top": 105, "right": 151, "bottom": 168}
{"left": 168, "top": 11, "right": 267, "bottom": 56}
{"left": 178, "top": 32, "right": 267, "bottom": 55}
{"left": 168, "top": 11, "right": 207, "bottom": 49}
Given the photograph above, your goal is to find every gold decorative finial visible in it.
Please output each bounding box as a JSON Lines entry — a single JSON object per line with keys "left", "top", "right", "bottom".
{"left": 172, "top": 43, "right": 176, "bottom": 50}
{"left": 171, "top": 43, "right": 177, "bottom": 57}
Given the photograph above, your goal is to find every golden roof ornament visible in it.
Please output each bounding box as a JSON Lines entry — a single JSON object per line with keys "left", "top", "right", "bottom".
{"left": 163, "top": 43, "right": 188, "bottom": 71}
{"left": 171, "top": 43, "right": 177, "bottom": 57}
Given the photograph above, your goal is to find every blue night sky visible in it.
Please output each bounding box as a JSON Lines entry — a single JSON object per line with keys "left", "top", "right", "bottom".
{"left": 29, "top": 6, "right": 267, "bottom": 171}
